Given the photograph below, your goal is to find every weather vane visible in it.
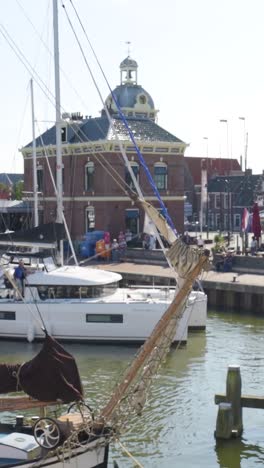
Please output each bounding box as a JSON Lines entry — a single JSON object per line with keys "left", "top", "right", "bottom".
{"left": 125, "top": 41, "right": 131, "bottom": 56}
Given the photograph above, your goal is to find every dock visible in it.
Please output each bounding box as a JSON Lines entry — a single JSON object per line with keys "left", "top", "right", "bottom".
{"left": 91, "top": 261, "right": 264, "bottom": 313}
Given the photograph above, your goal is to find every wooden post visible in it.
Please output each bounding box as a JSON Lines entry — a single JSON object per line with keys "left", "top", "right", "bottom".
{"left": 226, "top": 365, "right": 243, "bottom": 436}
{"left": 215, "top": 402, "right": 233, "bottom": 439}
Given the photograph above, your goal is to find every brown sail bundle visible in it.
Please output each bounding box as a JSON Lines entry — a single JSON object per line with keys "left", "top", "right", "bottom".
{"left": 0, "top": 333, "right": 83, "bottom": 403}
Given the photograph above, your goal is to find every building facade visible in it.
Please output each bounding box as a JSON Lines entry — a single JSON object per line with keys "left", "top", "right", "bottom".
{"left": 184, "top": 157, "right": 264, "bottom": 233}
{"left": 22, "top": 56, "right": 187, "bottom": 240}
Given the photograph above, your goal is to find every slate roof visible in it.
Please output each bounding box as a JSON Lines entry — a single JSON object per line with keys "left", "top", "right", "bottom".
{"left": 120, "top": 56, "right": 138, "bottom": 68}
{"left": 24, "top": 116, "right": 184, "bottom": 148}
{"left": 107, "top": 84, "right": 155, "bottom": 110}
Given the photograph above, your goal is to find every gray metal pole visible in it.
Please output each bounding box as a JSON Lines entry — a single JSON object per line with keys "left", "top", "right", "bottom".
{"left": 30, "top": 79, "right": 39, "bottom": 228}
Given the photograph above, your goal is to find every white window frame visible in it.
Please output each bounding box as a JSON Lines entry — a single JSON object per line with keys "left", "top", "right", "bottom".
{"left": 234, "top": 213, "right": 241, "bottom": 229}
{"left": 154, "top": 162, "right": 168, "bottom": 190}
{"left": 215, "top": 194, "right": 220, "bottom": 209}
{"left": 85, "top": 161, "right": 95, "bottom": 191}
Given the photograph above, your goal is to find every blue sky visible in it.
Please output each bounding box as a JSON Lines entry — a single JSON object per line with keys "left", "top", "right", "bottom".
{"left": 0, "top": 0, "right": 263, "bottom": 174}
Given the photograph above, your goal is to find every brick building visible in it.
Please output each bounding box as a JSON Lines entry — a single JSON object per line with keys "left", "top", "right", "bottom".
{"left": 21, "top": 56, "right": 187, "bottom": 240}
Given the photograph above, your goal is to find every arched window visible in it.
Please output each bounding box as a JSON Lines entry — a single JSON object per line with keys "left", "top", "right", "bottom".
{"left": 154, "top": 163, "right": 167, "bottom": 190}
{"left": 85, "top": 162, "right": 95, "bottom": 191}
{"left": 125, "top": 162, "right": 139, "bottom": 190}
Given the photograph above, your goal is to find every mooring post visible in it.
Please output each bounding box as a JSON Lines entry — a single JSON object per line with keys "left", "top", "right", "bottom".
{"left": 215, "top": 402, "right": 233, "bottom": 439}
{"left": 226, "top": 364, "right": 243, "bottom": 436}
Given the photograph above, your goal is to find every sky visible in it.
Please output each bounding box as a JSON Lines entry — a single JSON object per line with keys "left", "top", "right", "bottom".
{"left": 0, "top": 0, "right": 264, "bottom": 174}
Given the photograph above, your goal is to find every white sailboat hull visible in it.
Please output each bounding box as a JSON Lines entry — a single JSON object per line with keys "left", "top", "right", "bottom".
{"left": 0, "top": 286, "right": 206, "bottom": 343}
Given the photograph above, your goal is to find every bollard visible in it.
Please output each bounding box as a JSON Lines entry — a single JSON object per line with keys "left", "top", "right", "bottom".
{"left": 226, "top": 365, "right": 243, "bottom": 436}
{"left": 215, "top": 402, "right": 233, "bottom": 439}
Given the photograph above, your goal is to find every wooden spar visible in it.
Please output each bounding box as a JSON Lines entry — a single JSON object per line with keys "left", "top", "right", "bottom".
{"left": 0, "top": 397, "right": 58, "bottom": 412}
{"left": 97, "top": 254, "right": 209, "bottom": 423}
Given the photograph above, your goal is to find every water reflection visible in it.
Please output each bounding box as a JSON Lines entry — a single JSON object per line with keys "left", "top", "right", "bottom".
{"left": 0, "top": 312, "right": 264, "bottom": 467}
{"left": 215, "top": 438, "right": 264, "bottom": 468}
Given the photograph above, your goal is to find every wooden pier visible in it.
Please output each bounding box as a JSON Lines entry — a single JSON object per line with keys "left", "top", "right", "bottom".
{"left": 215, "top": 365, "right": 264, "bottom": 439}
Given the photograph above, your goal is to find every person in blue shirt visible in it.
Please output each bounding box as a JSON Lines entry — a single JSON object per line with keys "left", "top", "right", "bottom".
{"left": 14, "top": 260, "right": 27, "bottom": 299}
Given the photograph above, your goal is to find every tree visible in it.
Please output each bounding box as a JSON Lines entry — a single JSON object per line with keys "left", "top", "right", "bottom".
{"left": 12, "top": 181, "right": 24, "bottom": 200}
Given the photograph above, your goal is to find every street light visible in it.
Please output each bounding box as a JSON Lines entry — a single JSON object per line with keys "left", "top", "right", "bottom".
{"left": 203, "top": 137, "right": 209, "bottom": 238}
{"left": 224, "top": 179, "right": 231, "bottom": 245}
{"left": 238, "top": 117, "right": 246, "bottom": 171}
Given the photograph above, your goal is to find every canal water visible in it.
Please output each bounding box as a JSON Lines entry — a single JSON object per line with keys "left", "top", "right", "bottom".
{"left": 1, "top": 310, "right": 264, "bottom": 467}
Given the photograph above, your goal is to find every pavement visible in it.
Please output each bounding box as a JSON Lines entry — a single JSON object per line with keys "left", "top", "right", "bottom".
{"left": 91, "top": 261, "right": 264, "bottom": 287}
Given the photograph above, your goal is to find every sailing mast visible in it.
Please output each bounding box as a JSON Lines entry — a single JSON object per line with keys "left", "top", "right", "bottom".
{"left": 30, "top": 78, "right": 39, "bottom": 228}
{"left": 53, "top": 0, "right": 64, "bottom": 263}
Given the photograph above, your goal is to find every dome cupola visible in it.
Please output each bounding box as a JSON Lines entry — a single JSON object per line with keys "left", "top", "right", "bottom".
{"left": 104, "top": 56, "right": 159, "bottom": 122}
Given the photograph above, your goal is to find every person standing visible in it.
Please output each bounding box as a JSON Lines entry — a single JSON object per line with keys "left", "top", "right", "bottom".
{"left": 197, "top": 235, "right": 204, "bottom": 249}
{"left": 111, "top": 239, "right": 119, "bottom": 262}
{"left": 250, "top": 236, "right": 257, "bottom": 255}
{"left": 13, "top": 260, "right": 27, "bottom": 299}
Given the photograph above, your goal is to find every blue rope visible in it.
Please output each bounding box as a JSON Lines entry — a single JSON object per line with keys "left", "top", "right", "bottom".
{"left": 110, "top": 90, "right": 178, "bottom": 235}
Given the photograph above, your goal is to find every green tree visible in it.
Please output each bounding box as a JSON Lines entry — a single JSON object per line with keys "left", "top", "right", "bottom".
{"left": 12, "top": 181, "right": 24, "bottom": 200}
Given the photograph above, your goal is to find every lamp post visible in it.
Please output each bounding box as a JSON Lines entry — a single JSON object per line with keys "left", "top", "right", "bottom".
{"left": 203, "top": 137, "right": 209, "bottom": 238}
{"left": 224, "top": 179, "right": 231, "bottom": 246}
{"left": 238, "top": 117, "right": 246, "bottom": 171}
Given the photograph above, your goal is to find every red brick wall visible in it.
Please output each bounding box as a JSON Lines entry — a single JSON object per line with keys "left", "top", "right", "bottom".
{"left": 24, "top": 150, "right": 184, "bottom": 239}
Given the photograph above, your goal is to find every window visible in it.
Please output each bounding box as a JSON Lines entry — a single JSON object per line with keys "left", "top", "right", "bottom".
{"left": 224, "top": 193, "right": 229, "bottom": 209}
{"left": 139, "top": 94, "right": 147, "bottom": 104}
{"left": 85, "top": 162, "right": 95, "bottom": 191}
{"left": 224, "top": 214, "right": 228, "bottom": 229}
{"left": 154, "top": 163, "right": 167, "bottom": 190}
{"left": 215, "top": 194, "right": 220, "bottom": 209}
{"left": 125, "top": 162, "right": 139, "bottom": 190}
{"left": 86, "top": 314, "right": 123, "bottom": 323}
{"left": 61, "top": 126, "right": 67, "bottom": 143}
{"left": 234, "top": 214, "right": 241, "bottom": 229}
{"left": 0, "top": 311, "right": 15, "bottom": 320}
{"left": 208, "top": 212, "right": 214, "bottom": 229}
{"left": 37, "top": 167, "right": 43, "bottom": 192}
{"left": 37, "top": 282, "right": 118, "bottom": 300}
{"left": 85, "top": 206, "right": 95, "bottom": 232}
{"left": 215, "top": 213, "right": 220, "bottom": 229}
{"left": 125, "top": 209, "right": 139, "bottom": 235}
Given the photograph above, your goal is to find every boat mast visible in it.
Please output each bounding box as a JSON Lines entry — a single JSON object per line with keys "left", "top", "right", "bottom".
{"left": 53, "top": 0, "right": 64, "bottom": 264}
{"left": 30, "top": 78, "right": 39, "bottom": 228}
{"left": 53, "top": 0, "right": 63, "bottom": 226}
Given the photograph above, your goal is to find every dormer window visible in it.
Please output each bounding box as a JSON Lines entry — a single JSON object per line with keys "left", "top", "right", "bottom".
{"left": 139, "top": 94, "right": 147, "bottom": 104}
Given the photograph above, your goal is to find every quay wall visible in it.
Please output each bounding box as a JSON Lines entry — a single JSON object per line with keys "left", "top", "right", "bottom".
{"left": 99, "top": 248, "right": 264, "bottom": 313}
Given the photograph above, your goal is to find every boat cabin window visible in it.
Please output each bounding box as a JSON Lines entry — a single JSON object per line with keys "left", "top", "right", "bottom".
{"left": 37, "top": 282, "right": 118, "bottom": 300}
{"left": 0, "top": 311, "right": 15, "bottom": 320}
{"left": 86, "top": 314, "right": 123, "bottom": 323}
